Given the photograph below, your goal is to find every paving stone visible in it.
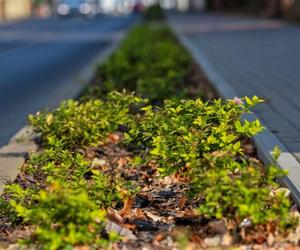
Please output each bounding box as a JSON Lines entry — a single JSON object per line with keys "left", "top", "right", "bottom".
{"left": 0, "top": 140, "right": 38, "bottom": 194}
{"left": 0, "top": 156, "right": 25, "bottom": 194}
{"left": 0, "top": 142, "right": 38, "bottom": 158}
{"left": 9, "top": 125, "right": 37, "bottom": 144}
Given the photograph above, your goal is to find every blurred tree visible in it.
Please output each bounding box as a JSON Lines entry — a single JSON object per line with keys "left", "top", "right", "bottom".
{"left": 0, "top": 0, "right": 4, "bottom": 20}
{"left": 205, "top": 0, "right": 283, "bottom": 17}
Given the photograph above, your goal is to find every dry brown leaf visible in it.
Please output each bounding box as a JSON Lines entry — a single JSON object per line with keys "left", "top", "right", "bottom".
{"left": 153, "top": 233, "right": 165, "bottom": 243}
{"left": 117, "top": 157, "right": 128, "bottom": 168}
{"left": 144, "top": 211, "right": 162, "bottom": 222}
{"left": 134, "top": 208, "right": 146, "bottom": 220}
{"left": 182, "top": 208, "right": 197, "bottom": 217}
{"left": 108, "top": 133, "right": 121, "bottom": 143}
{"left": 179, "top": 196, "right": 187, "bottom": 210}
{"left": 119, "top": 197, "right": 134, "bottom": 216}
{"left": 122, "top": 223, "right": 136, "bottom": 230}
{"left": 191, "top": 234, "right": 203, "bottom": 245}
{"left": 74, "top": 246, "right": 90, "bottom": 250}
{"left": 211, "top": 151, "right": 231, "bottom": 157}
{"left": 107, "top": 208, "right": 124, "bottom": 224}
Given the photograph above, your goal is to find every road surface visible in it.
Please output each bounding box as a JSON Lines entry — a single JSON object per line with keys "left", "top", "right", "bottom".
{"left": 0, "top": 14, "right": 137, "bottom": 146}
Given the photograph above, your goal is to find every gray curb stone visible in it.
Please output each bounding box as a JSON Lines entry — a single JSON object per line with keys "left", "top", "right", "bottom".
{"left": 169, "top": 18, "right": 300, "bottom": 206}
{"left": 0, "top": 20, "right": 139, "bottom": 196}
{"left": 0, "top": 127, "right": 38, "bottom": 194}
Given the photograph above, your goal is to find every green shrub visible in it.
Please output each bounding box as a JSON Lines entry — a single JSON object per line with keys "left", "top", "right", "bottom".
{"left": 143, "top": 4, "right": 165, "bottom": 21}
{"left": 126, "top": 96, "right": 264, "bottom": 175}
{"left": 98, "top": 25, "right": 190, "bottom": 101}
{"left": 125, "top": 95, "right": 294, "bottom": 227}
{"left": 27, "top": 148, "right": 90, "bottom": 184}
{"left": 11, "top": 184, "right": 109, "bottom": 250}
{"left": 3, "top": 147, "right": 123, "bottom": 248}
{"left": 190, "top": 154, "right": 293, "bottom": 228}
{"left": 29, "top": 91, "right": 145, "bottom": 150}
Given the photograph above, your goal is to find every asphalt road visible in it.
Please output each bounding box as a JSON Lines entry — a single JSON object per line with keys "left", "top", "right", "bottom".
{"left": 0, "top": 14, "right": 137, "bottom": 147}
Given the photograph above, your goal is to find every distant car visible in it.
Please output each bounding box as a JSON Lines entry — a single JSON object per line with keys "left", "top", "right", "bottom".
{"left": 56, "top": 0, "right": 97, "bottom": 17}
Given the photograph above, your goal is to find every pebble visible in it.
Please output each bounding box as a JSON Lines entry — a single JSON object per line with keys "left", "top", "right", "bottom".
{"left": 221, "top": 233, "right": 233, "bottom": 247}
{"left": 209, "top": 220, "right": 227, "bottom": 234}
{"left": 267, "top": 233, "right": 275, "bottom": 247}
{"left": 204, "top": 235, "right": 221, "bottom": 247}
{"left": 270, "top": 187, "right": 291, "bottom": 198}
{"left": 105, "top": 221, "right": 137, "bottom": 241}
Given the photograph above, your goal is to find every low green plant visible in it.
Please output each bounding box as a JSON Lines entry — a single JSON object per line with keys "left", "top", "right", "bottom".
{"left": 98, "top": 25, "right": 190, "bottom": 101}
{"left": 27, "top": 148, "right": 89, "bottom": 184}
{"left": 190, "top": 153, "right": 293, "bottom": 228}
{"left": 10, "top": 147, "right": 123, "bottom": 208}
{"left": 3, "top": 147, "right": 124, "bottom": 248}
{"left": 1, "top": 183, "right": 37, "bottom": 223}
{"left": 126, "top": 96, "right": 264, "bottom": 175}
{"left": 143, "top": 4, "right": 165, "bottom": 21}
{"left": 125, "top": 95, "right": 295, "bottom": 228}
{"left": 29, "top": 91, "right": 145, "bottom": 150}
{"left": 11, "top": 184, "right": 110, "bottom": 250}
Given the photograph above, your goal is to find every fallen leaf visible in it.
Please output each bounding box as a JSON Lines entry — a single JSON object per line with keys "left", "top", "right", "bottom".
{"left": 122, "top": 223, "right": 136, "bottom": 230}
{"left": 74, "top": 246, "right": 89, "bottom": 250}
{"left": 108, "top": 133, "right": 121, "bottom": 143}
{"left": 191, "top": 234, "right": 203, "bottom": 244}
{"left": 119, "top": 197, "right": 134, "bottom": 216}
{"left": 117, "top": 157, "right": 128, "bottom": 168}
{"left": 134, "top": 208, "right": 147, "bottom": 220}
{"left": 144, "top": 211, "right": 162, "bottom": 222}
{"left": 107, "top": 208, "right": 124, "bottom": 224}
{"left": 153, "top": 233, "right": 165, "bottom": 243}
{"left": 179, "top": 196, "right": 187, "bottom": 210}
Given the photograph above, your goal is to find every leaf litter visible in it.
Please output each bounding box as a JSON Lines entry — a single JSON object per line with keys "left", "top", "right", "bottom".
{"left": 1, "top": 130, "right": 300, "bottom": 250}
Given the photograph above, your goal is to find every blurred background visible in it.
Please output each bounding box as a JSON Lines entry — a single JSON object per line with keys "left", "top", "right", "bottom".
{"left": 1, "top": 0, "right": 300, "bottom": 22}
{"left": 0, "top": 0, "right": 203, "bottom": 21}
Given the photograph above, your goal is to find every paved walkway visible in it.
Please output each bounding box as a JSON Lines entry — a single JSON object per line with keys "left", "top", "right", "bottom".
{"left": 169, "top": 12, "right": 300, "bottom": 161}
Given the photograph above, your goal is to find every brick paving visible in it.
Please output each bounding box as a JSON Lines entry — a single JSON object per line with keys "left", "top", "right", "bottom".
{"left": 169, "top": 12, "right": 300, "bottom": 161}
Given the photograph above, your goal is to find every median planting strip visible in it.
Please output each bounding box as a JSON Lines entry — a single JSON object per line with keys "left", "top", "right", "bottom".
{"left": 168, "top": 16, "right": 300, "bottom": 208}
{"left": 1, "top": 6, "right": 300, "bottom": 250}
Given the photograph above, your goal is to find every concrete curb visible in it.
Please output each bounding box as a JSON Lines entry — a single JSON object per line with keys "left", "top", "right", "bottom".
{"left": 0, "top": 21, "right": 136, "bottom": 195}
{"left": 169, "top": 19, "right": 300, "bottom": 206}
{"left": 0, "top": 126, "right": 37, "bottom": 194}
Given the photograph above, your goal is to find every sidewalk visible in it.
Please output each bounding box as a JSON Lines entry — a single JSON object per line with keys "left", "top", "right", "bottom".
{"left": 169, "top": 12, "right": 300, "bottom": 162}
